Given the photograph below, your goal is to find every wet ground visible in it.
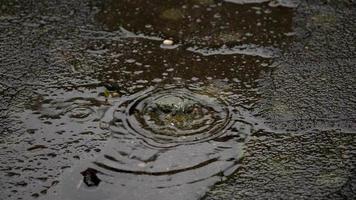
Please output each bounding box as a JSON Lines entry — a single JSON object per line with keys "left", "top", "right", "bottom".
{"left": 0, "top": 0, "right": 355, "bottom": 200}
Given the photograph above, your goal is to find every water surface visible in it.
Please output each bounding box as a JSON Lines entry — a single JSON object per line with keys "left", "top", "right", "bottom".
{"left": 38, "top": 1, "right": 295, "bottom": 199}
{"left": 0, "top": 0, "right": 299, "bottom": 199}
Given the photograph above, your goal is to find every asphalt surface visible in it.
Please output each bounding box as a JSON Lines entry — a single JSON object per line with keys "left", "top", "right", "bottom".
{"left": 0, "top": 0, "right": 355, "bottom": 199}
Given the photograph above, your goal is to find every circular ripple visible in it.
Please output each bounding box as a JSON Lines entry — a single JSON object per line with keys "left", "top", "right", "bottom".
{"left": 112, "top": 87, "right": 233, "bottom": 145}
{"left": 53, "top": 86, "right": 258, "bottom": 200}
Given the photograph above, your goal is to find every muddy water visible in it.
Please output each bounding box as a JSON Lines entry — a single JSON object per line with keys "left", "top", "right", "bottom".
{"left": 96, "top": 0, "right": 294, "bottom": 47}
{"left": 42, "top": 1, "right": 295, "bottom": 199}
{"left": 7, "top": 0, "right": 296, "bottom": 200}
{"left": 47, "top": 86, "right": 262, "bottom": 200}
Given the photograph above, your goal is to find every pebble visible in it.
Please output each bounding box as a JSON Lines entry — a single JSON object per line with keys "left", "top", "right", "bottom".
{"left": 163, "top": 39, "right": 174, "bottom": 45}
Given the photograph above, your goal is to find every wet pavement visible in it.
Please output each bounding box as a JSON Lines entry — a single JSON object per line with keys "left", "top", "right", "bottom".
{"left": 0, "top": 0, "right": 355, "bottom": 200}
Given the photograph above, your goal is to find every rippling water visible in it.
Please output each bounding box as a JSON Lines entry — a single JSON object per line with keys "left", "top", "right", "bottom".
{"left": 3, "top": 0, "right": 356, "bottom": 200}
{"left": 45, "top": 1, "right": 293, "bottom": 199}
{"left": 118, "top": 86, "right": 233, "bottom": 143}
{"left": 41, "top": 83, "right": 266, "bottom": 200}
{"left": 14, "top": 0, "right": 296, "bottom": 199}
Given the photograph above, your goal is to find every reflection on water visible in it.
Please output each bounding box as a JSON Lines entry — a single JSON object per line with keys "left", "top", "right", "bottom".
{"left": 121, "top": 87, "right": 232, "bottom": 143}
{"left": 33, "top": 0, "right": 296, "bottom": 199}
{"left": 82, "top": 37, "right": 274, "bottom": 106}
{"left": 47, "top": 84, "right": 263, "bottom": 200}
{"left": 96, "top": 0, "right": 294, "bottom": 47}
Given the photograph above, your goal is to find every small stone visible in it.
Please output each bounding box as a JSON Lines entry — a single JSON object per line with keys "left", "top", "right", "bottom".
{"left": 163, "top": 39, "right": 174, "bottom": 45}
{"left": 81, "top": 168, "right": 101, "bottom": 187}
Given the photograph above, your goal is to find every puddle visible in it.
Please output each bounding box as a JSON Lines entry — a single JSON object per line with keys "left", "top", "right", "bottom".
{"left": 96, "top": 0, "right": 294, "bottom": 48}
{"left": 37, "top": 83, "right": 269, "bottom": 200}
{"left": 0, "top": 0, "right": 303, "bottom": 200}
{"left": 45, "top": 84, "right": 263, "bottom": 200}
{"left": 35, "top": 0, "right": 294, "bottom": 199}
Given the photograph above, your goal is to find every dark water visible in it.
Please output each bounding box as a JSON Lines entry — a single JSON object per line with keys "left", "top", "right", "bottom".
{"left": 32, "top": 1, "right": 296, "bottom": 199}
{"left": 43, "top": 86, "right": 263, "bottom": 200}
{"left": 96, "top": 0, "right": 294, "bottom": 47}
{"left": 2, "top": 0, "right": 356, "bottom": 199}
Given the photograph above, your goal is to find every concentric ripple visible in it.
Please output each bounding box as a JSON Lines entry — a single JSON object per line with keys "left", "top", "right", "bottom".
{"left": 115, "top": 87, "right": 232, "bottom": 144}
{"left": 52, "top": 86, "right": 260, "bottom": 200}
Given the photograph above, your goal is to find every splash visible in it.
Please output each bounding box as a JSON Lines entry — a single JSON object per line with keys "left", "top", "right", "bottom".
{"left": 47, "top": 85, "right": 259, "bottom": 200}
